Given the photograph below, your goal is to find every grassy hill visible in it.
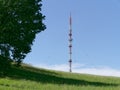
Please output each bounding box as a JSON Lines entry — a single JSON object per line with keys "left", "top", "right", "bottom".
{"left": 0, "top": 65, "right": 120, "bottom": 90}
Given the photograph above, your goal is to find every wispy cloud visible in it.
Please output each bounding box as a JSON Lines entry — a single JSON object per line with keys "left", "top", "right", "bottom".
{"left": 73, "top": 67, "right": 120, "bottom": 77}
{"left": 34, "top": 63, "right": 120, "bottom": 77}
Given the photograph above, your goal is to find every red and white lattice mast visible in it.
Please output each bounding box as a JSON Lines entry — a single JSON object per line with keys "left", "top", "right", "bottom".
{"left": 69, "top": 13, "right": 72, "bottom": 72}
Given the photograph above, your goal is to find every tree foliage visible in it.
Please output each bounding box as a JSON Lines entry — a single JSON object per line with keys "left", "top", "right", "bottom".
{"left": 0, "top": 0, "right": 46, "bottom": 66}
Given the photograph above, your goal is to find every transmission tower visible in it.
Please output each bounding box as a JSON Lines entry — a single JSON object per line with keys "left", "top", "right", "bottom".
{"left": 69, "top": 13, "right": 72, "bottom": 72}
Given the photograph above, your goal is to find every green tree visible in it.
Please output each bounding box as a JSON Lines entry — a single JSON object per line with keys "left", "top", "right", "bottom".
{"left": 0, "top": 0, "right": 46, "bottom": 66}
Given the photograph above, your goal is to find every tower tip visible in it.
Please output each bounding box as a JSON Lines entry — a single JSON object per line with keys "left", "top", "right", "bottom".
{"left": 70, "top": 13, "right": 72, "bottom": 26}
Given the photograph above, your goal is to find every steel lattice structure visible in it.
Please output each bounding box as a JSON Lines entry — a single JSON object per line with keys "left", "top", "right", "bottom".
{"left": 69, "top": 14, "right": 72, "bottom": 72}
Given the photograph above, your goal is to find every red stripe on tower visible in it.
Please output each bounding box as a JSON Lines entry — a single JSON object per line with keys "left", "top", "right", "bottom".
{"left": 70, "top": 13, "right": 72, "bottom": 26}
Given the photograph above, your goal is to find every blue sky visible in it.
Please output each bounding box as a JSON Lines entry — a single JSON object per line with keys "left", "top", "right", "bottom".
{"left": 24, "top": 0, "right": 120, "bottom": 76}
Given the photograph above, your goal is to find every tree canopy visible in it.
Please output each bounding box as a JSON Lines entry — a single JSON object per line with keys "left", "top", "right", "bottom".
{"left": 0, "top": 0, "right": 46, "bottom": 66}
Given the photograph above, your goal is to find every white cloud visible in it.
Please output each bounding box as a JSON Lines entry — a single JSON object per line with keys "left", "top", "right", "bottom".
{"left": 73, "top": 67, "right": 120, "bottom": 77}
{"left": 34, "top": 63, "right": 120, "bottom": 77}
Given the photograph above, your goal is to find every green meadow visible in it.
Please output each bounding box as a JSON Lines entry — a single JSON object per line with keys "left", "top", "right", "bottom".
{"left": 0, "top": 65, "right": 120, "bottom": 90}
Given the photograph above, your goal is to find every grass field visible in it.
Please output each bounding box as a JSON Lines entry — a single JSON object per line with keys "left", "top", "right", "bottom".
{"left": 0, "top": 65, "right": 120, "bottom": 90}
